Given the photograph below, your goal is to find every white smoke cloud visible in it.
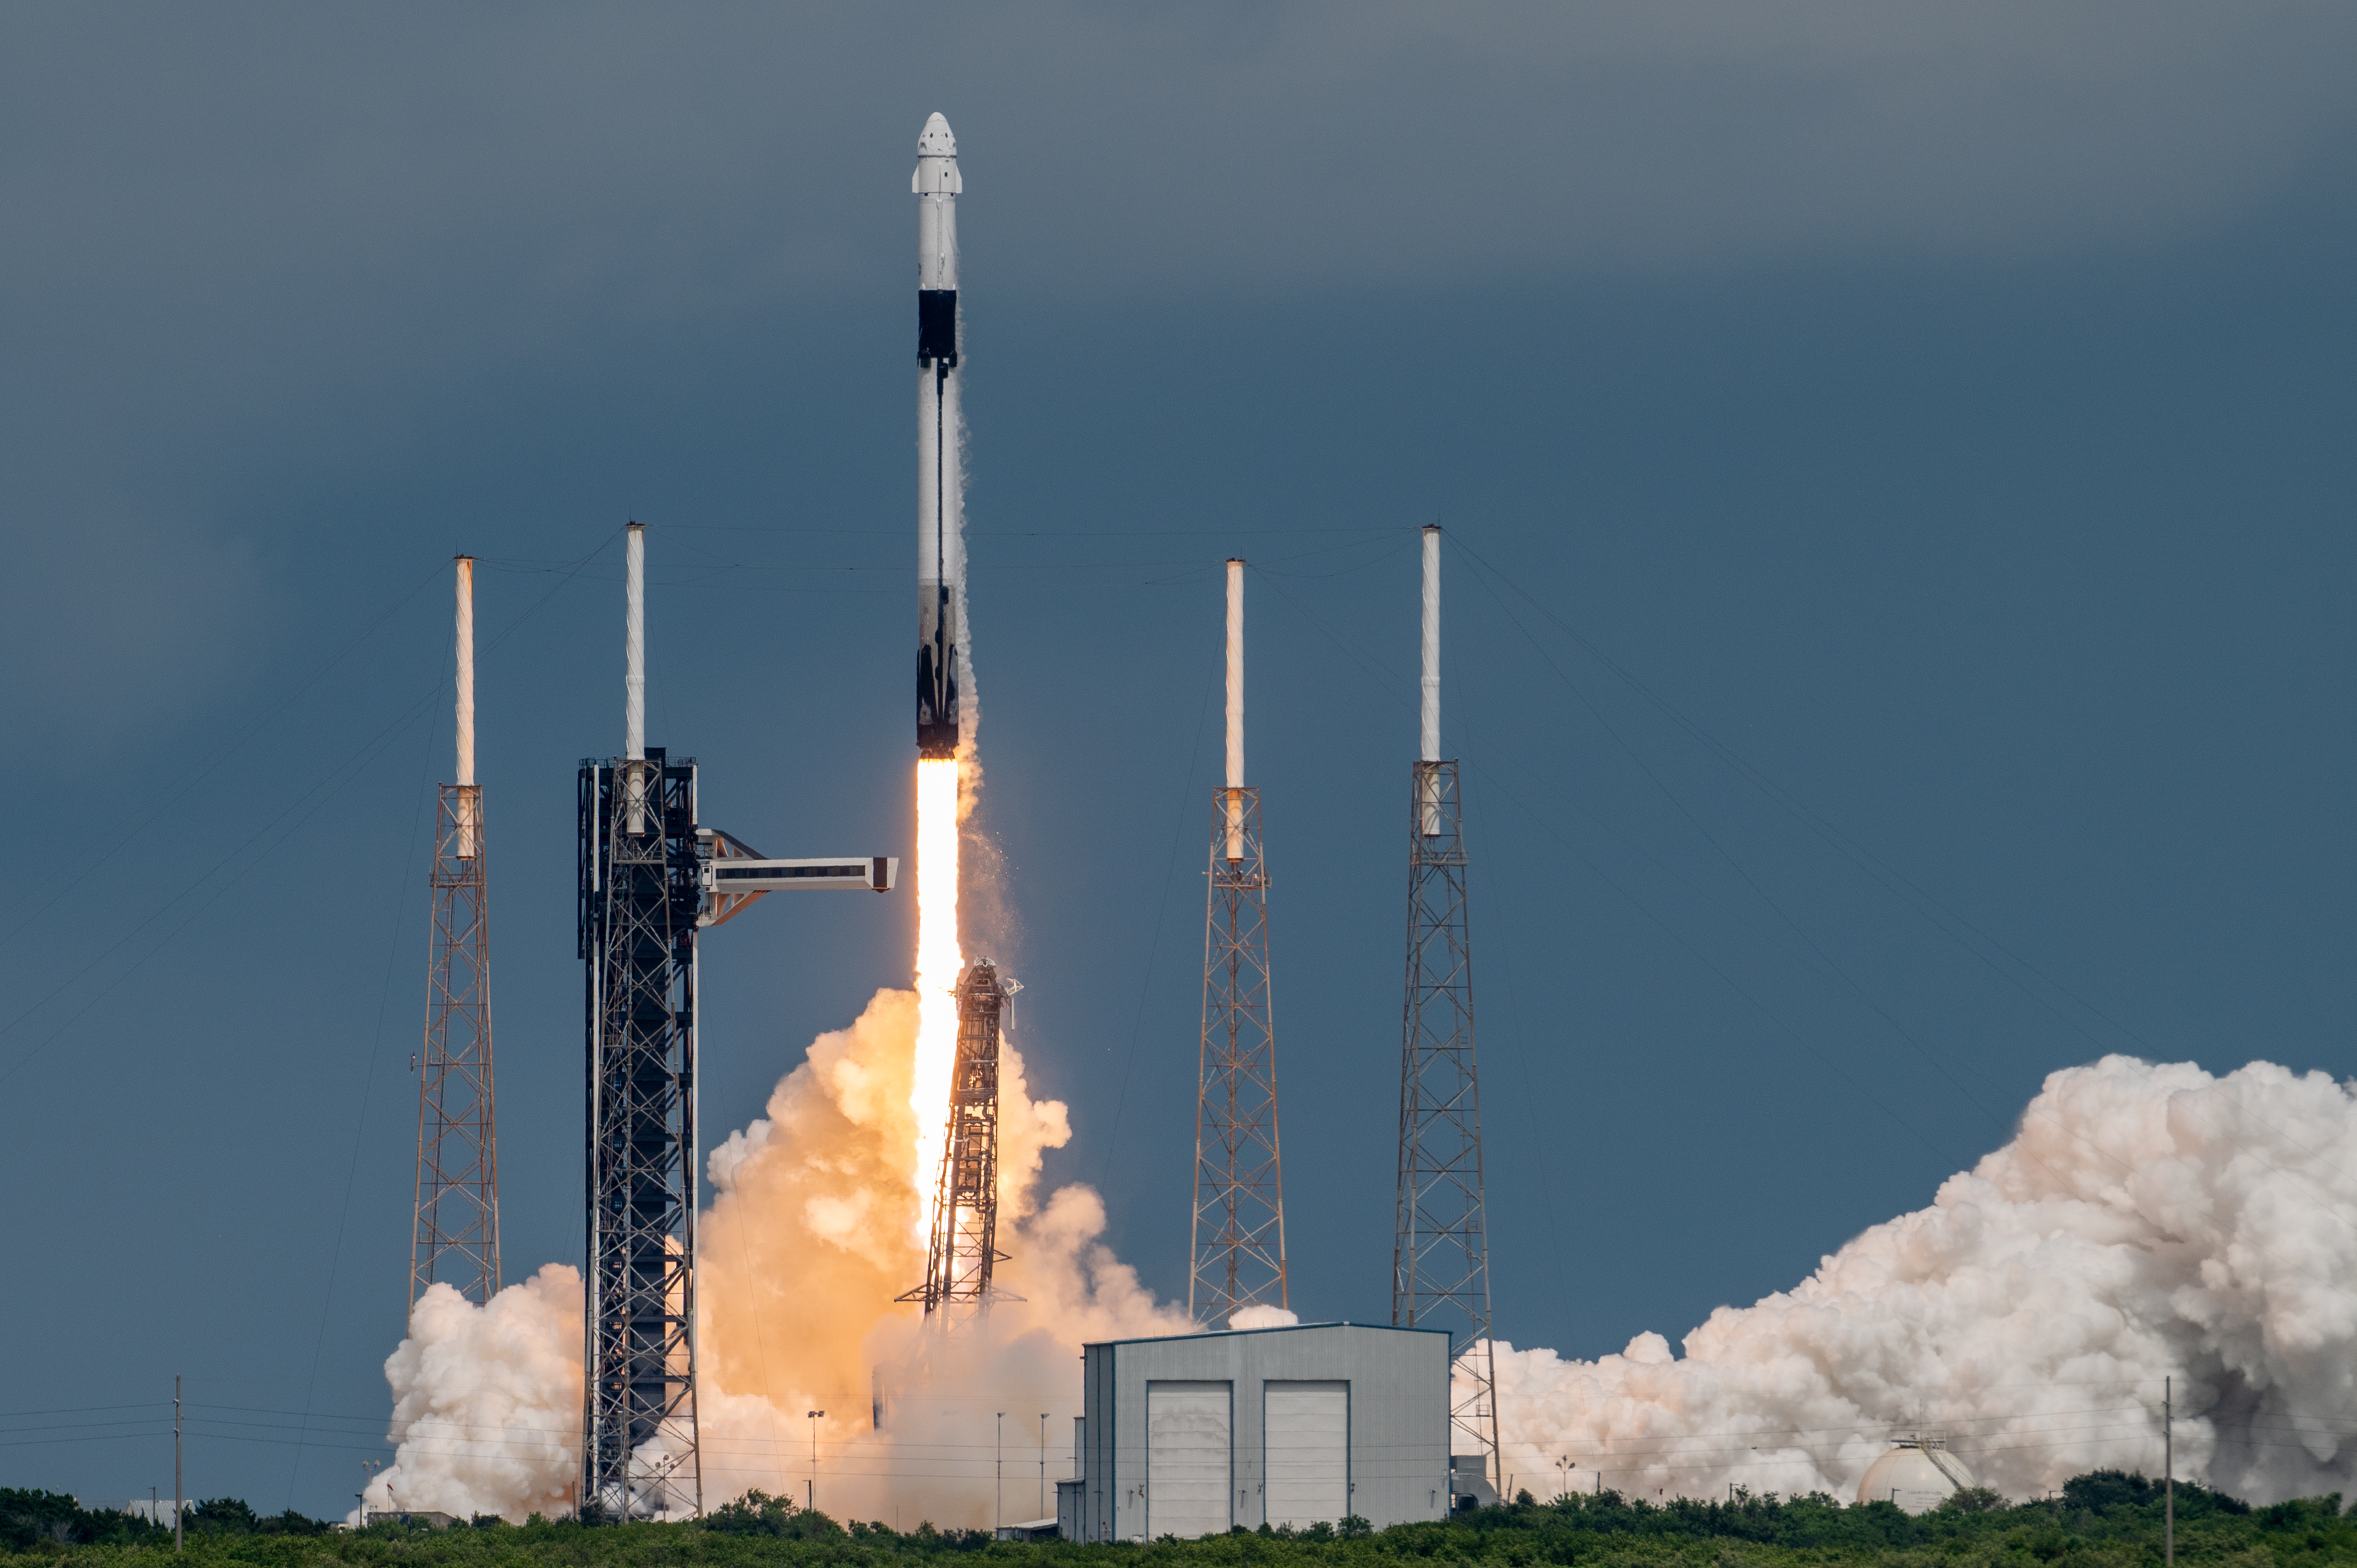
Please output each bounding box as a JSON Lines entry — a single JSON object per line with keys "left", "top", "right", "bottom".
{"left": 1490, "top": 1055, "right": 2357, "bottom": 1507}
{"left": 359, "top": 1265, "right": 582, "bottom": 1523}
{"left": 369, "top": 1026, "right": 2357, "bottom": 1522}
{"left": 365, "top": 987, "right": 1188, "bottom": 1526}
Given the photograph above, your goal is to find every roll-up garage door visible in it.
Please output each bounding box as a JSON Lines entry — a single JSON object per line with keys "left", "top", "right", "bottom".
{"left": 1147, "top": 1381, "right": 1232, "bottom": 1538}
{"left": 1264, "top": 1380, "right": 1348, "bottom": 1528}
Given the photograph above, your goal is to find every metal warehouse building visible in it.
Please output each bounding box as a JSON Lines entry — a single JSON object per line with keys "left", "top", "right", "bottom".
{"left": 1059, "top": 1321, "right": 1451, "bottom": 1542}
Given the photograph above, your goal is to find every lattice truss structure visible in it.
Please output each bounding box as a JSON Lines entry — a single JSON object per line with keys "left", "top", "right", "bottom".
{"left": 412, "top": 782, "right": 499, "bottom": 1306}
{"left": 1191, "top": 785, "right": 1288, "bottom": 1323}
{"left": 1394, "top": 760, "right": 1500, "bottom": 1486}
{"left": 578, "top": 751, "right": 703, "bottom": 1520}
{"left": 899, "top": 960, "right": 1016, "bottom": 1324}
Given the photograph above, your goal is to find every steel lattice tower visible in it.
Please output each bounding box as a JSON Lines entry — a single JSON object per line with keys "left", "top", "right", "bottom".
{"left": 575, "top": 524, "right": 899, "bottom": 1518}
{"left": 1191, "top": 560, "right": 1287, "bottom": 1323}
{"left": 413, "top": 556, "right": 499, "bottom": 1306}
{"left": 1394, "top": 527, "right": 1499, "bottom": 1501}
{"left": 579, "top": 525, "right": 702, "bottom": 1519}
{"left": 899, "top": 960, "right": 1016, "bottom": 1322}
{"left": 580, "top": 746, "right": 702, "bottom": 1519}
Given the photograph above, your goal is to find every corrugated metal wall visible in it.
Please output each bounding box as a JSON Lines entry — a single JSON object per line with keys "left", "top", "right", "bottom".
{"left": 1078, "top": 1322, "right": 1449, "bottom": 1540}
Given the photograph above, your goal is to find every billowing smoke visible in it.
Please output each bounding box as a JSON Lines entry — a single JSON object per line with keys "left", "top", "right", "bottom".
{"left": 368, "top": 1028, "right": 2357, "bottom": 1522}
{"left": 364, "top": 987, "right": 1188, "bottom": 1526}
{"left": 364, "top": 1266, "right": 582, "bottom": 1521}
{"left": 1490, "top": 1055, "right": 2357, "bottom": 1506}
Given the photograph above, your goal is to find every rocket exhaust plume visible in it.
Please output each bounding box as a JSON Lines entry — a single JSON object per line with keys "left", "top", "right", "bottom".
{"left": 911, "top": 757, "right": 962, "bottom": 1242}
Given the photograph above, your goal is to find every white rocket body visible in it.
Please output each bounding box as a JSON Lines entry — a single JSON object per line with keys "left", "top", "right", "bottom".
{"left": 914, "top": 112, "right": 963, "bottom": 759}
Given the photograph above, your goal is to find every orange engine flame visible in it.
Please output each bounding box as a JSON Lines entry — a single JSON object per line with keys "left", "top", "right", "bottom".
{"left": 910, "top": 757, "right": 963, "bottom": 1241}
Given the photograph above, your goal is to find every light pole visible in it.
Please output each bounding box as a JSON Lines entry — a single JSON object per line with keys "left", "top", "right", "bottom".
{"left": 1039, "top": 1414, "right": 1049, "bottom": 1519}
{"left": 807, "top": 1411, "right": 825, "bottom": 1514}
{"left": 996, "top": 1413, "right": 1005, "bottom": 1534}
{"left": 2164, "top": 1378, "right": 2174, "bottom": 1568}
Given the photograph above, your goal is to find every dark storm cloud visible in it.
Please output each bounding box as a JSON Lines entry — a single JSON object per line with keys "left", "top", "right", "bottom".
{"left": 4, "top": 3, "right": 2348, "bottom": 747}
{"left": 4, "top": 3, "right": 2354, "bottom": 327}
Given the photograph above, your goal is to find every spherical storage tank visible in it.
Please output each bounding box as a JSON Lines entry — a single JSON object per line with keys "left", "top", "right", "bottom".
{"left": 1855, "top": 1439, "right": 1976, "bottom": 1515}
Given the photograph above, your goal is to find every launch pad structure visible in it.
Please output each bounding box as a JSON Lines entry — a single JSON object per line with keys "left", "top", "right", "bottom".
{"left": 1191, "top": 560, "right": 1289, "bottom": 1323}
{"left": 898, "top": 959, "right": 1019, "bottom": 1322}
{"left": 413, "top": 555, "right": 500, "bottom": 1307}
{"left": 1393, "top": 526, "right": 1501, "bottom": 1500}
{"left": 579, "top": 524, "right": 897, "bottom": 1520}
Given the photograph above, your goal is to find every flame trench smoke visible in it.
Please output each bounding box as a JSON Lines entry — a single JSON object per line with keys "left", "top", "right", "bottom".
{"left": 1485, "top": 1056, "right": 2357, "bottom": 1506}
{"left": 365, "top": 982, "right": 1191, "bottom": 1527}
{"left": 369, "top": 1046, "right": 2357, "bottom": 1522}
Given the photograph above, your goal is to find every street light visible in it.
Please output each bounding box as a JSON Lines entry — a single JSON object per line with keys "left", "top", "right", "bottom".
{"left": 807, "top": 1412, "right": 825, "bottom": 1513}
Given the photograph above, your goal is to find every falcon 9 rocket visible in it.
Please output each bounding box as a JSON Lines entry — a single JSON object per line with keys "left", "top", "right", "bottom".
{"left": 914, "top": 112, "right": 963, "bottom": 760}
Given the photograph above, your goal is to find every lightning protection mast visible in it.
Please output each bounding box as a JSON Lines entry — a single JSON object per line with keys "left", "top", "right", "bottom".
{"left": 580, "top": 524, "right": 897, "bottom": 1520}
{"left": 1394, "top": 526, "right": 1500, "bottom": 1507}
{"left": 1190, "top": 560, "right": 1288, "bottom": 1324}
{"left": 412, "top": 555, "right": 500, "bottom": 1307}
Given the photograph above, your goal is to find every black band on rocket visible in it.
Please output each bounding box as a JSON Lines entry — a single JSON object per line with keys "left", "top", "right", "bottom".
{"left": 918, "top": 289, "right": 958, "bottom": 367}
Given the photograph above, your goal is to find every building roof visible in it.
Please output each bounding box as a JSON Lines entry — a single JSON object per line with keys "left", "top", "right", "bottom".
{"left": 1086, "top": 1319, "right": 1453, "bottom": 1350}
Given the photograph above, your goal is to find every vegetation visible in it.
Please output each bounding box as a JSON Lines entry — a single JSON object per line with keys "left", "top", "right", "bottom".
{"left": 5, "top": 1471, "right": 2349, "bottom": 1567}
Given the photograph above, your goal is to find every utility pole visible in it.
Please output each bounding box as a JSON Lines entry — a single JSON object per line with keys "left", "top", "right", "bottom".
{"left": 173, "top": 1376, "right": 182, "bottom": 1554}
{"left": 1190, "top": 560, "right": 1287, "bottom": 1322}
{"left": 996, "top": 1412, "right": 1005, "bottom": 1534}
{"left": 2165, "top": 1377, "right": 2174, "bottom": 1568}
{"left": 1039, "top": 1413, "right": 1048, "bottom": 1518}
{"left": 1394, "top": 527, "right": 1500, "bottom": 1498}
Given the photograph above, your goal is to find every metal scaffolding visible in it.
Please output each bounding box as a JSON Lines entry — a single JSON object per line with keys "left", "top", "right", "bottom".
{"left": 1191, "top": 784, "right": 1288, "bottom": 1322}
{"left": 412, "top": 556, "right": 499, "bottom": 1307}
{"left": 1395, "top": 764, "right": 1500, "bottom": 1495}
{"left": 572, "top": 522, "right": 898, "bottom": 1518}
{"left": 579, "top": 750, "right": 703, "bottom": 1520}
{"left": 899, "top": 960, "right": 1016, "bottom": 1324}
{"left": 411, "top": 783, "right": 499, "bottom": 1303}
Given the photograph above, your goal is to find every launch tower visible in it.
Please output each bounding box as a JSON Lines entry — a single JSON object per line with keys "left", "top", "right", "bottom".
{"left": 898, "top": 960, "right": 1018, "bottom": 1321}
{"left": 411, "top": 555, "right": 500, "bottom": 1306}
{"left": 580, "top": 524, "right": 897, "bottom": 1519}
{"left": 1392, "top": 526, "right": 1500, "bottom": 1502}
{"left": 1190, "top": 560, "right": 1289, "bottom": 1322}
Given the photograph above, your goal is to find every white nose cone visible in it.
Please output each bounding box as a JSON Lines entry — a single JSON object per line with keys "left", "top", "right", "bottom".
{"left": 913, "top": 111, "right": 962, "bottom": 194}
